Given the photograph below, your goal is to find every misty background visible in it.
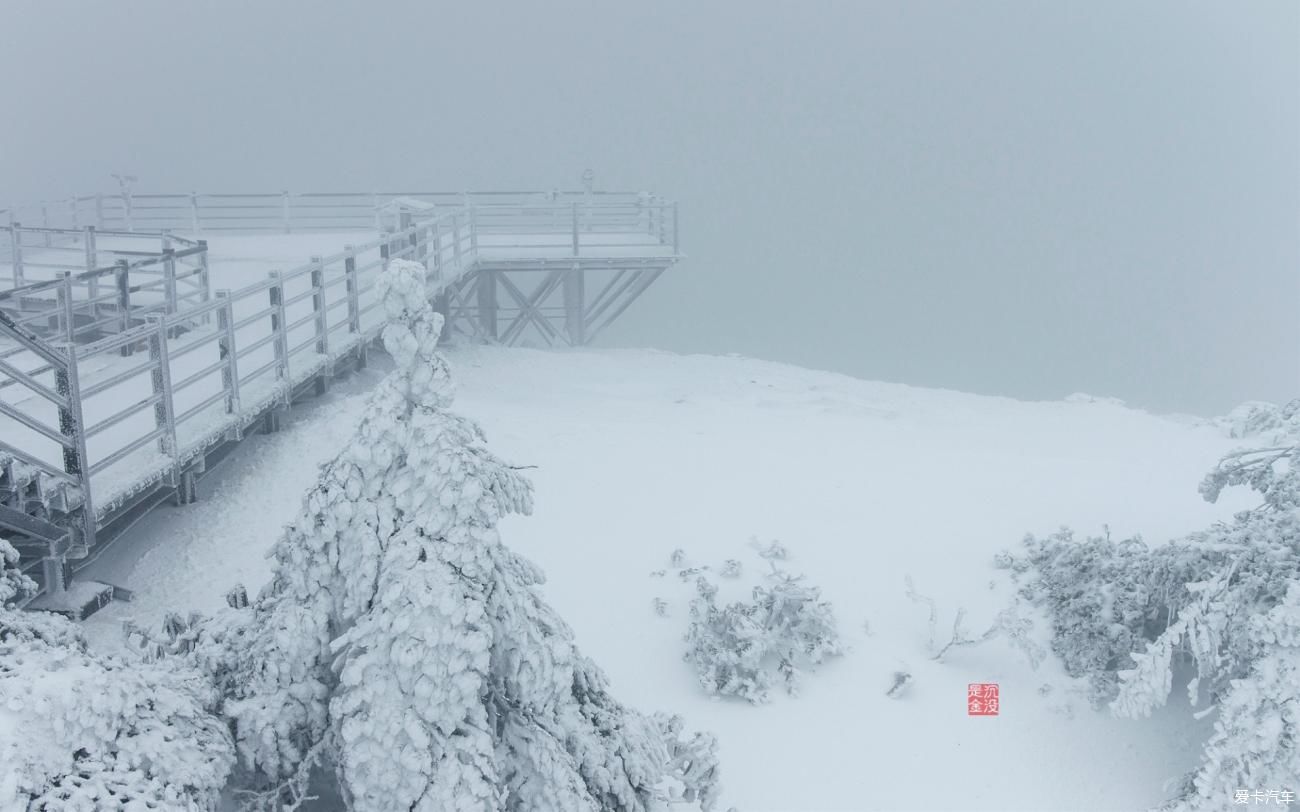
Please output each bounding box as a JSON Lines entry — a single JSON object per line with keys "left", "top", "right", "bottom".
{"left": 2, "top": 1, "right": 1295, "bottom": 416}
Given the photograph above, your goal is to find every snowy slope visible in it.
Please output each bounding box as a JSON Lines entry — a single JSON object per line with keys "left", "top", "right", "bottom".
{"left": 82, "top": 347, "right": 1255, "bottom": 811}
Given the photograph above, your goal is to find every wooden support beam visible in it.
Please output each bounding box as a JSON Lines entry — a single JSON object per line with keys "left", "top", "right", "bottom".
{"left": 476, "top": 269, "right": 498, "bottom": 341}
{"left": 563, "top": 264, "right": 584, "bottom": 346}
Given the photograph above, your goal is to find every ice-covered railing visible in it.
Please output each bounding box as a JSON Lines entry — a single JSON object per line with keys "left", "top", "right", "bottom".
{"left": 0, "top": 190, "right": 678, "bottom": 250}
{"left": 0, "top": 210, "right": 481, "bottom": 529}
{"left": 1, "top": 188, "right": 681, "bottom": 602}
{"left": 0, "top": 226, "right": 210, "bottom": 343}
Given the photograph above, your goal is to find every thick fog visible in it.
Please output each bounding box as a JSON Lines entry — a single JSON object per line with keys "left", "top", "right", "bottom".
{"left": 2, "top": 1, "right": 1295, "bottom": 415}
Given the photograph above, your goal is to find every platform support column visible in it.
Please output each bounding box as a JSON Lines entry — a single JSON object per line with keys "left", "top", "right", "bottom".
{"left": 476, "top": 269, "right": 498, "bottom": 341}
{"left": 432, "top": 289, "right": 452, "bottom": 345}
{"left": 564, "top": 264, "right": 585, "bottom": 346}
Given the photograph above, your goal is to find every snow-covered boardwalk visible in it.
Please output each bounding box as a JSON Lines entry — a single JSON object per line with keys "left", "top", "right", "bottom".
{"left": 0, "top": 191, "right": 681, "bottom": 605}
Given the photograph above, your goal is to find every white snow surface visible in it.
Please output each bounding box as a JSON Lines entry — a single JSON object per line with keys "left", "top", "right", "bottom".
{"left": 82, "top": 346, "right": 1258, "bottom": 811}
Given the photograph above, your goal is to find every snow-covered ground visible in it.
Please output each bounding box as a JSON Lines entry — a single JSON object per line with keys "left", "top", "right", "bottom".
{"left": 83, "top": 346, "right": 1254, "bottom": 811}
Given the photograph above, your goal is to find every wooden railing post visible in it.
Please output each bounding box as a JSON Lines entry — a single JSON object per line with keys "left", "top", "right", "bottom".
{"left": 344, "top": 246, "right": 360, "bottom": 335}
{"left": 123, "top": 190, "right": 133, "bottom": 233}
{"left": 83, "top": 226, "right": 99, "bottom": 310}
{"left": 572, "top": 202, "right": 580, "bottom": 256}
{"left": 197, "top": 240, "right": 211, "bottom": 324}
{"left": 190, "top": 192, "right": 201, "bottom": 234}
{"left": 310, "top": 256, "right": 329, "bottom": 356}
{"left": 57, "top": 273, "right": 75, "bottom": 343}
{"left": 54, "top": 341, "right": 95, "bottom": 550}
{"left": 148, "top": 314, "right": 179, "bottom": 461}
{"left": 452, "top": 213, "right": 463, "bottom": 268}
{"left": 432, "top": 220, "right": 443, "bottom": 275}
{"left": 41, "top": 203, "right": 51, "bottom": 246}
{"left": 114, "top": 260, "right": 131, "bottom": 355}
{"left": 83, "top": 225, "right": 98, "bottom": 271}
{"left": 268, "top": 271, "right": 290, "bottom": 388}
{"left": 215, "top": 290, "right": 240, "bottom": 415}
{"left": 9, "top": 222, "right": 24, "bottom": 287}
{"left": 162, "top": 247, "right": 178, "bottom": 328}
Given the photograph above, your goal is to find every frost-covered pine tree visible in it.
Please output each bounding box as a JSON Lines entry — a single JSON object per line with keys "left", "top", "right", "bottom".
{"left": 0, "top": 540, "right": 233, "bottom": 810}
{"left": 684, "top": 570, "right": 842, "bottom": 704}
{"left": 1003, "top": 434, "right": 1300, "bottom": 809}
{"left": 221, "top": 259, "right": 718, "bottom": 811}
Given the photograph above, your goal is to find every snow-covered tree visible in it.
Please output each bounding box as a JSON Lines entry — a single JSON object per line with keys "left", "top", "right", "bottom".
{"left": 1208, "top": 398, "right": 1300, "bottom": 445}
{"left": 212, "top": 259, "right": 718, "bottom": 811}
{"left": 0, "top": 540, "right": 233, "bottom": 810}
{"left": 1001, "top": 432, "right": 1300, "bottom": 808}
{"left": 684, "top": 569, "right": 842, "bottom": 704}
{"left": 1166, "top": 583, "right": 1300, "bottom": 809}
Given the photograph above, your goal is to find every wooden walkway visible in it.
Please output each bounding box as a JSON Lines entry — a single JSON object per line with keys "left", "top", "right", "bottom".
{"left": 0, "top": 190, "right": 680, "bottom": 609}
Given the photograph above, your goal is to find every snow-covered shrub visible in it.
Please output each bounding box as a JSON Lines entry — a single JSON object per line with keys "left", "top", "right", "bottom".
{"left": 1174, "top": 584, "right": 1300, "bottom": 808}
{"left": 684, "top": 570, "right": 842, "bottom": 703}
{"left": 1209, "top": 399, "right": 1300, "bottom": 444}
{"left": 0, "top": 548, "right": 234, "bottom": 810}
{"left": 211, "top": 259, "right": 717, "bottom": 811}
{"left": 997, "top": 528, "right": 1173, "bottom": 706}
{"left": 1001, "top": 441, "right": 1300, "bottom": 807}
{"left": 0, "top": 538, "right": 34, "bottom": 607}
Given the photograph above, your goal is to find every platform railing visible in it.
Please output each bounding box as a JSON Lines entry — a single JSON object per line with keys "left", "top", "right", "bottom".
{"left": 1, "top": 190, "right": 678, "bottom": 254}
{"left": 0, "top": 310, "right": 94, "bottom": 544}
{"left": 0, "top": 208, "right": 481, "bottom": 520}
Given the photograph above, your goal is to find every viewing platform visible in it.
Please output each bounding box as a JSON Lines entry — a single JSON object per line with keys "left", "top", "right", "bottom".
{"left": 0, "top": 190, "right": 680, "bottom": 610}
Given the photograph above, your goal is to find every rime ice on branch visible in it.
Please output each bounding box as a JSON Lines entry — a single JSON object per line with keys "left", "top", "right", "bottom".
{"left": 224, "top": 260, "right": 718, "bottom": 811}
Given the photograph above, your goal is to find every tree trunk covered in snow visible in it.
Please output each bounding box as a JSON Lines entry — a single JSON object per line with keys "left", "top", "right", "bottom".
{"left": 223, "top": 260, "right": 718, "bottom": 811}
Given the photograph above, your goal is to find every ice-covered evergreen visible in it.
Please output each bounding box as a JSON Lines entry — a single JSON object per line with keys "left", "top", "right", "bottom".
{"left": 208, "top": 259, "right": 717, "bottom": 811}
{"left": 0, "top": 541, "right": 233, "bottom": 810}
{"left": 1002, "top": 431, "right": 1300, "bottom": 808}
{"left": 684, "top": 569, "right": 842, "bottom": 703}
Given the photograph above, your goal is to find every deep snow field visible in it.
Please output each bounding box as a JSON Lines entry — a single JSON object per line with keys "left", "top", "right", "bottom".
{"left": 82, "top": 346, "right": 1256, "bottom": 811}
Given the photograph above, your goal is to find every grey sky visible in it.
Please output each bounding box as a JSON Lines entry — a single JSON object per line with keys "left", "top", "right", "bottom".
{"left": 3, "top": 0, "right": 1295, "bottom": 415}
